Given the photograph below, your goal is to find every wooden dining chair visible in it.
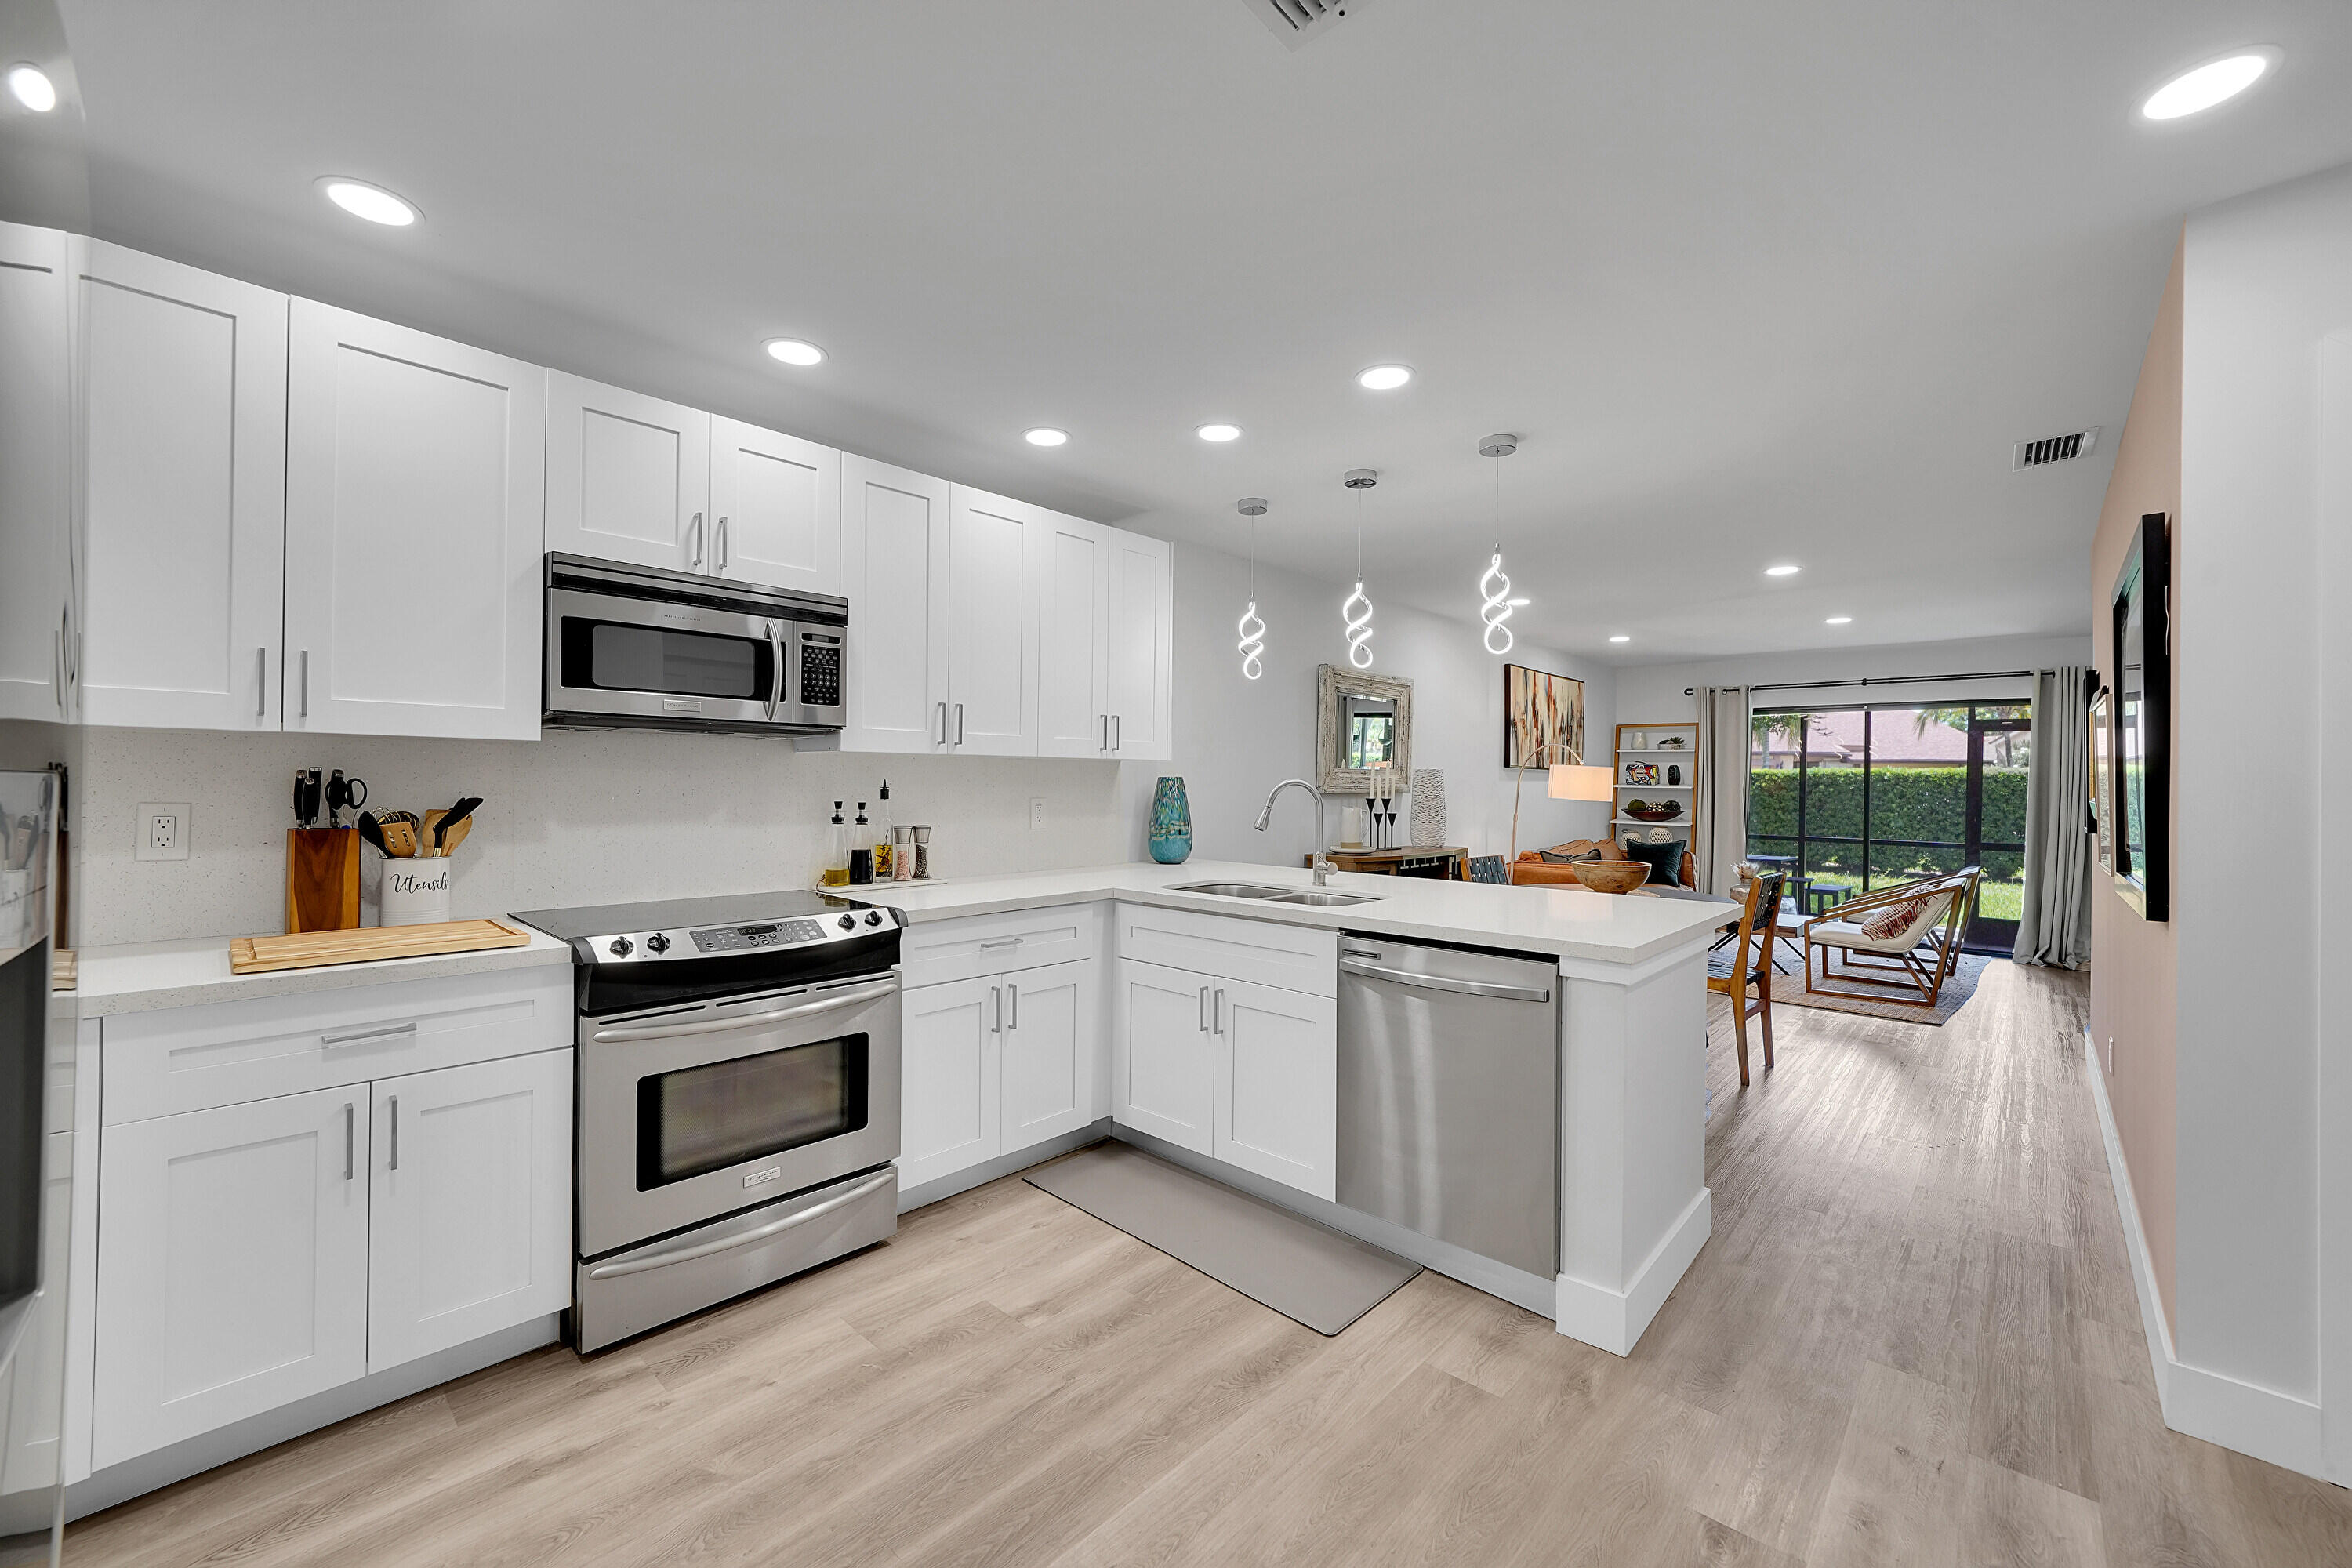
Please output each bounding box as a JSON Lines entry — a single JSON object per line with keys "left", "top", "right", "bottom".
{"left": 1707, "top": 870, "right": 1784, "bottom": 1087}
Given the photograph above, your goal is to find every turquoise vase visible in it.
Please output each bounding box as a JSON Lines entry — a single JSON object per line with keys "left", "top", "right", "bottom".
{"left": 1148, "top": 776, "right": 1193, "bottom": 864}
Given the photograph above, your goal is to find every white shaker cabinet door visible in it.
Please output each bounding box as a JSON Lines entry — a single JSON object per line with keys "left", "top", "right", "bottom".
{"left": 898, "top": 976, "right": 1001, "bottom": 1189}
{"left": 0, "top": 222, "right": 72, "bottom": 722}
{"left": 93, "top": 1087, "right": 371, "bottom": 1469}
{"left": 1102, "top": 528, "right": 1174, "bottom": 761}
{"left": 283, "top": 301, "right": 545, "bottom": 739}
{"left": 1035, "top": 512, "right": 1109, "bottom": 758}
{"left": 368, "top": 1050, "right": 572, "bottom": 1373}
{"left": 1112, "top": 958, "right": 1213, "bottom": 1156}
{"left": 1212, "top": 976, "right": 1338, "bottom": 1200}
{"left": 710, "top": 417, "right": 841, "bottom": 594}
{"left": 945, "top": 485, "right": 1043, "bottom": 757}
{"left": 999, "top": 959, "right": 1095, "bottom": 1152}
{"left": 839, "top": 456, "right": 951, "bottom": 753}
{"left": 74, "top": 241, "right": 287, "bottom": 731}
{"left": 545, "top": 372, "right": 712, "bottom": 572}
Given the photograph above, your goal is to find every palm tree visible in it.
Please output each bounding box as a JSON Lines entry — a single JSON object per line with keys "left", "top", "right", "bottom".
{"left": 1751, "top": 711, "right": 1808, "bottom": 768}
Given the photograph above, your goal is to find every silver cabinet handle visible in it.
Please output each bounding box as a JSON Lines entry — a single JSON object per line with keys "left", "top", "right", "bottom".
{"left": 1009, "top": 982, "right": 1019, "bottom": 1029}
{"left": 387, "top": 1094, "right": 399, "bottom": 1171}
{"left": 1197, "top": 985, "right": 1210, "bottom": 1032}
{"left": 343, "top": 1102, "right": 354, "bottom": 1181}
{"left": 61, "top": 600, "right": 75, "bottom": 699}
{"left": 1338, "top": 957, "right": 1554, "bottom": 1003}
{"left": 585, "top": 1171, "right": 894, "bottom": 1280}
{"left": 1112, "top": 713, "right": 1123, "bottom": 753}
{"left": 991, "top": 984, "right": 1003, "bottom": 1034}
{"left": 688, "top": 511, "right": 705, "bottom": 569}
{"left": 1214, "top": 987, "right": 1225, "bottom": 1037}
{"left": 52, "top": 626, "right": 62, "bottom": 710}
{"left": 592, "top": 980, "right": 898, "bottom": 1043}
{"left": 978, "top": 936, "right": 1022, "bottom": 950}
{"left": 256, "top": 646, "right": 267, "bottom": 718}
{"left": 1101, "top": 713, "right": 1109, "bottom": 751}
{"left": 954, "top": 702, "right": 966, "bottom": 745}
{"left": 299, "top": 649, "right": 310, "bottom": 718}
{"left": 715, "top": 515, "right": 730, "bottom": 571}
{"left": 936, "top": 702, "right": 949, "bottom": 746}
{"left": 321, "top": 1021, "right": 417, "bottom": 1049}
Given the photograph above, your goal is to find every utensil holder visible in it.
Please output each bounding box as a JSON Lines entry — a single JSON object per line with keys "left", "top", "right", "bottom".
{"left": 286, "top": 828, "right": 361, "bottom": 933}
{"left": 379, "top": 858, "right": 455, "bottom": 927}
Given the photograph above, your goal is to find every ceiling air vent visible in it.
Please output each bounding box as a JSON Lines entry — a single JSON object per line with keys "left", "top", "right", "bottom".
{"left": 2012, "top": 427, "right": 2102, "bottom": 470}
{"left": 1241, "top": 0, "right": 1359, "bottom": 49}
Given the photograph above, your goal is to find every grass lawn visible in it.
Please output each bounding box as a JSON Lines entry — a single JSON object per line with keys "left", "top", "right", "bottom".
{"left": 1797, "top": 871, "right": 2024, "bottom": 922}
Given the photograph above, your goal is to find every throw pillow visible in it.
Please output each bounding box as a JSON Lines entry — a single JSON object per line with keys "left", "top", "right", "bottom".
{"left": 1538, "top": 844, "right": 1603, "bottom": 864}
{"left": 1860, "top": 895, "right": 1936, "bottom": 942}
{"left": 1621, "top": 837, "right": 1686, "bottom": 889}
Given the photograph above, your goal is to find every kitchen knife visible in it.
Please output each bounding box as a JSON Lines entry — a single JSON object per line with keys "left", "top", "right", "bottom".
{"left": 292, "top": 768, "right": 322, "bottom": 829}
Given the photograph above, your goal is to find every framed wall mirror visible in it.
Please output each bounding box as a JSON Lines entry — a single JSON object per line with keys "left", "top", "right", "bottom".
{"left": 2108, "top": 512, "right": 2169, "bottom": 921}
{"left": 1317, "top": 666, "right": 1414, "bottom": 793}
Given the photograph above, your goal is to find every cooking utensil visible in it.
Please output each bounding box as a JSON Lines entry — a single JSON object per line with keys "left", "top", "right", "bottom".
{"left": 438, "top": 815, "right": 474, "bottom": 854}
{"left": 428, "top": 797, "right": 481, "bottom": 855}
{"left": 355, "top": 811, "right": 390, "bottom": 858}
{"left": 377, "top": 814, "right": 420, "bottom": 858}
{"left": 323, "top": 769, "right": 367, "bottom": 829}
{"left": 292, "top": 768, "right": 323, "bottom": 829}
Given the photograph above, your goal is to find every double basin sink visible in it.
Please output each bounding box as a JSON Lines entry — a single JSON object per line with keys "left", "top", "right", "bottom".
{"left": 1167, "top": 880, "right": 1382, "bottom": 908}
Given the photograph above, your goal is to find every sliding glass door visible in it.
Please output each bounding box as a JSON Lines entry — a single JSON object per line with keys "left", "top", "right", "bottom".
{"left": 1748, "top": 701, "right": 2030, "bottom": 953}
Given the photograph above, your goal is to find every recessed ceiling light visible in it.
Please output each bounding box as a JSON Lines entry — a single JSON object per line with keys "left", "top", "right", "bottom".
{"left": 1356, "top": 365, "right": 1413, "bottom": 391}
{"left": 1196, "top": 423, "right": 1242, "bottom": 442}
{"left": 1609, "top": 634, "right": 1631, "bottom": 644}
{"left": 1825, "top": 615, "right": 1853, "bottom": 626}
{"left": 1765, "top": 563, "right": 1800, "bottom": 577}
{"left": 6, "top": 64, "right": 56, "bottom": 113}
{"left": 1024, "top": 427, "right": 1069, "bottom": 448}
{"left": 320, "top": 178, "right": 418, "bottom": 227}
{"left": 2142, "top": 49, "right": 2276, "bottom": 122}
{"left": 763, "top": 338, "right": 826, "bottom": 367}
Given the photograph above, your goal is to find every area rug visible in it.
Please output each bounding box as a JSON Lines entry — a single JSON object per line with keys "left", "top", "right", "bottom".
{"left": 1025, "top": 1142, "right": 1420, "bottom": 1335}
{"left": 1759, "top": 951, "right": 1994, "bottom": 1026}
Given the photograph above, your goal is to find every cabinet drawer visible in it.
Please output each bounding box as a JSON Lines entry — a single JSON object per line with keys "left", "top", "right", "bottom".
{"left": 901, "top": 902, "right": 1101, "bottom": 989}
{"left": 1113, "top": 904, "right": 1336, "bottom": 998}
{"left": 103, "top": 967, "right": 572, "bottom": 1125}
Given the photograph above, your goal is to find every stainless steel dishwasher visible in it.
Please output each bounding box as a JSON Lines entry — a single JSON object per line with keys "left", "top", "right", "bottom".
{"left": 1337, "top": 936, "right": 1560, "bottom": 1278}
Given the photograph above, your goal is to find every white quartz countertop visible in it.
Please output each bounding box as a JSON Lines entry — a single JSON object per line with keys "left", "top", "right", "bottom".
{"left": 855, "top": 858, "right": 1734, "bottom": 964}
{"left": 71, "top": 928, "right": 574, "bottom": 1016}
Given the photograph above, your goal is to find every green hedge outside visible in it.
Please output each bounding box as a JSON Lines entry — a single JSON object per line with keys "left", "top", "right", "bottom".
{"left": 1748, "top": 766, "right": 2026, "bottom": 882}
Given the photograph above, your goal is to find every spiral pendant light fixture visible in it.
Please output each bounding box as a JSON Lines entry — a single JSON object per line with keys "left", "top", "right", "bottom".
{"left": 1341, "top": 468, "right": 1377, "bottom": 669}
{"left": 1475, "top": 434, "right": 1528, "bottom": 655}
{"left": 1235, "top": 498, "right": 1268, "bottom": 680}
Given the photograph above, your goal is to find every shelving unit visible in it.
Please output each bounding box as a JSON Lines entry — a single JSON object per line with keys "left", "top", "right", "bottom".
{"left": 1613, "top": 721, "right": 1700, "bottom": 839}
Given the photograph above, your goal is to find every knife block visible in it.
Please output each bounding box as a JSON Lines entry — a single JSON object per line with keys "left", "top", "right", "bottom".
{"left": 286, "top": 828, "right": 362, "bottom": 933}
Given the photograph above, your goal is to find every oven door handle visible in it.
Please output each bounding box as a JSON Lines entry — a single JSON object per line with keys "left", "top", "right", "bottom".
{"left": 584, "top": 1171, "right": 895, "bottom": 1279}
{"left": 589, "top": 981, "right": 898, "bottom": 1043}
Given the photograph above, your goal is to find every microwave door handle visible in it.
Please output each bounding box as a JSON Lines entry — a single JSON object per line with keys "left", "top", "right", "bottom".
{"left": 765, "top": 620, "right": 785, "bottom": 721}
{"left": 589, "top": 980, "right": 898, "bottom": 1043}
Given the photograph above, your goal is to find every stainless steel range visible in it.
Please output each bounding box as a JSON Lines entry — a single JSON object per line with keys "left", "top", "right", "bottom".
{"left": 510, "top": 891, "right": 905, "bottom": 1352}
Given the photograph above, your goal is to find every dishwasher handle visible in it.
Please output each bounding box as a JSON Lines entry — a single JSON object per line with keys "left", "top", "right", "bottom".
{"left": 1339, "top": 956, "right": 1552, "bottom": 1004}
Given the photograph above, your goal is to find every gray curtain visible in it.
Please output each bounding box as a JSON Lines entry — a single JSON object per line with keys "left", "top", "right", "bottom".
{"left": 1694, "top": 686, "right": 1750, "bottom": 895}
{"left": 2013, "top": 666, "right": 2094, "bottom": 967}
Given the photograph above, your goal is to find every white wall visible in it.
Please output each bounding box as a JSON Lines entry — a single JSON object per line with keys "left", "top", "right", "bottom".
{"left": 1123, "top": 541, "right": 1614, "bottom": 872}
{"left": 1614, "top": 632, "right": 2095, "bottom": 728}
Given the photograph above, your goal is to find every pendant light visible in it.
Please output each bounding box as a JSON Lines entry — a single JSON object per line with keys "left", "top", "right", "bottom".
{"left": 1236, "top": 498, "right": 1268, "bottom": 680}
{"left": 1476, "top": 434, "right": 1528, "bottom": 655}
{"left": 1341, "top": 468, "right": 1377, "bottom": 669}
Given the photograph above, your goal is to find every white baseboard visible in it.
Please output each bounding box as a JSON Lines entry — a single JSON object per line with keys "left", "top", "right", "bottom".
{"left": 1554, "top": 1186, "right": 1711, "bottom": 1357}
{"left": 2080, "top": 1031, "right": 2326, "bottom": 1479}
{"left": 896, "top": 1122, "right": 1114, "bottom": 1213}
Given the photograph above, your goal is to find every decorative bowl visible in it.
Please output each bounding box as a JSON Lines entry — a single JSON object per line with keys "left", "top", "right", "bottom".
{"left": 1625, "top": 799, "right": 1684, "bottom": 822}
{"left": 1568, "top": 860, "right": 1650, "bottom": 895}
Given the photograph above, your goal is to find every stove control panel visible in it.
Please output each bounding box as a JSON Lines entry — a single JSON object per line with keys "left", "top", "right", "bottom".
{"left": 573, "top": 903, "right": 906, "bottom": 964}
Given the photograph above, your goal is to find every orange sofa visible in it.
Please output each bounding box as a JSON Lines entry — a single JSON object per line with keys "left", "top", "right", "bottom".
{"left": 1510, "top": 837, "right": 1698, "bottom": 891}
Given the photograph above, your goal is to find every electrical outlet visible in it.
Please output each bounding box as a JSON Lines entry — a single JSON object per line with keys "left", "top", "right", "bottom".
{"left": 1029, "top": 797, "right": 1046, "bottom": 830}
{"left": 136, "top": 803, "right": 191, "bottom": 862}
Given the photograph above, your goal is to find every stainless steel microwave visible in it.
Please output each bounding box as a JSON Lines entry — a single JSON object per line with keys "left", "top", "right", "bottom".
{"left": 544, "top": 554, "right": 848, "bottom": 735}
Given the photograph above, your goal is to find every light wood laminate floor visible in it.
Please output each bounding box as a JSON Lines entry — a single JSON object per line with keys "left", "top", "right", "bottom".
{"left": 68, "top": 961, "right": 2352, "bottom": 1566}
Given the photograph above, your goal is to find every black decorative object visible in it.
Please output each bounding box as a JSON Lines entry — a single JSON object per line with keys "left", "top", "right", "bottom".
{"left": 1667, "top": 764, "right": 1682, "bottom": 786}
{"left": 2108, "top": 512, "right": 2169, "bottom": 921}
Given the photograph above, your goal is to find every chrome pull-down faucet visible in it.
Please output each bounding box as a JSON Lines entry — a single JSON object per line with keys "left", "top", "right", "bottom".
{"left": 1254, "top": 778, "right": 1334, "bottom": 886}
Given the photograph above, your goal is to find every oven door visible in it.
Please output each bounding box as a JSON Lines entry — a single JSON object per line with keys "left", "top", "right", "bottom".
{"left": 546, "top": 585, "right": 783, "bottom": 728}
{"left": 578, "top": 974, "right": 900, "bottom": 1258}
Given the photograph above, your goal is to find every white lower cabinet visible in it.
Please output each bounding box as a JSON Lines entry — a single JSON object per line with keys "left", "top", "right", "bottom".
{"left": 93, "top": 1087, "right": 372, "bottom": 1468}
{"left": 1114, "top": 956, "right": 1337, "bottom": 1201}
{"left": 899, "top": 958, "right": 1097, "bottom": 1191}
{"left": 366, "top": 1051, "right": 572, "bottom": 1373}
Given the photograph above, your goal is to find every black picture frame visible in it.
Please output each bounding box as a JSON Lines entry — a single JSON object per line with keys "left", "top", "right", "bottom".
{"left": 2108, "top": 513, "right": 2169, "bottom": 921}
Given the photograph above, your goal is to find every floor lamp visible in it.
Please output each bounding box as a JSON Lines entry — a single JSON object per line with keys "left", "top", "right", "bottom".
{"left": 1508, "top": 743, "right": 1615, "bottom": 866}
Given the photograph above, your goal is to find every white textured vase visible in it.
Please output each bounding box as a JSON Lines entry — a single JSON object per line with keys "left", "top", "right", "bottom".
{"left": 1410, "top": 768, "right": 1447, "bottom": 847}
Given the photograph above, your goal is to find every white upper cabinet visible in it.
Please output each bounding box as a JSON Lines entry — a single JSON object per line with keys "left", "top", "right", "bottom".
{"left": 1036, "top": 513, "right": 1109, "bottom": 758}
{"left": 710, "top": 416, "right": 841, "bottom": 593}
{"left": 945, "top": 485, "right": 1043, "bottom": 756}
{"left": 544, "top": 373, "right": 711, "bottom": 572}
{"left": 0, "top": 222, "right": 72, "bottom": 722}
{"left": 840, "top": 456, "right": 952, "bottom": 753}
{"left": 1103, "top": 529, "right": 1174, "bottom": 761}
{"left": 74, "top": 241, "right": 287, "bottom": 731}
{"left": 284, "top": 302, "right": 545, "bottom": 740}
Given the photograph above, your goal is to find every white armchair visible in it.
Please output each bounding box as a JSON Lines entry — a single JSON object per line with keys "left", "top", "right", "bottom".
{"left": 1801, "top": 869, "right": 1977, "bottom": 1009}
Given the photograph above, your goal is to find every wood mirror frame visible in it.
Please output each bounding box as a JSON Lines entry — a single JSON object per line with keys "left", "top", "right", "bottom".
{"left": 1316, "top": 665, "right": 1414, "bottom": 794}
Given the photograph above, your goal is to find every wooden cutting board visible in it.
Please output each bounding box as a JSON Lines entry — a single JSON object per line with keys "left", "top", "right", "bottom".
{"left": 229, "top": 918, "right": 534, "bottom": 975}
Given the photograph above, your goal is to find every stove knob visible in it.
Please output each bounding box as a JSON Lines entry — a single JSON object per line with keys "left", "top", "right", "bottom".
{"left": 864, "top": 910, "right": 884, "bottom": 926}
{"left": 608, "top": 936, "right": 633, "bottom": 957}
{"left": 645, "top": 932, "right": 670, "bottom": 953}
{"left": 837, "top": 913, "right": 856, "bottom": 931}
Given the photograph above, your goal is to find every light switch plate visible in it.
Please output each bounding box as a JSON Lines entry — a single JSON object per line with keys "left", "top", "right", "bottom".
{"left": 1029, "top": 797, "right": 1046, "bottom": 829}
{"left": 136, "top": 803, "right": 191, "bottom": 862}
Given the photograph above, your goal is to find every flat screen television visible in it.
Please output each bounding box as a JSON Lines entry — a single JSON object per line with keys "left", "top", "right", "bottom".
{"left": 2108, "top": 512, "right": 2170, "bottom": 921}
